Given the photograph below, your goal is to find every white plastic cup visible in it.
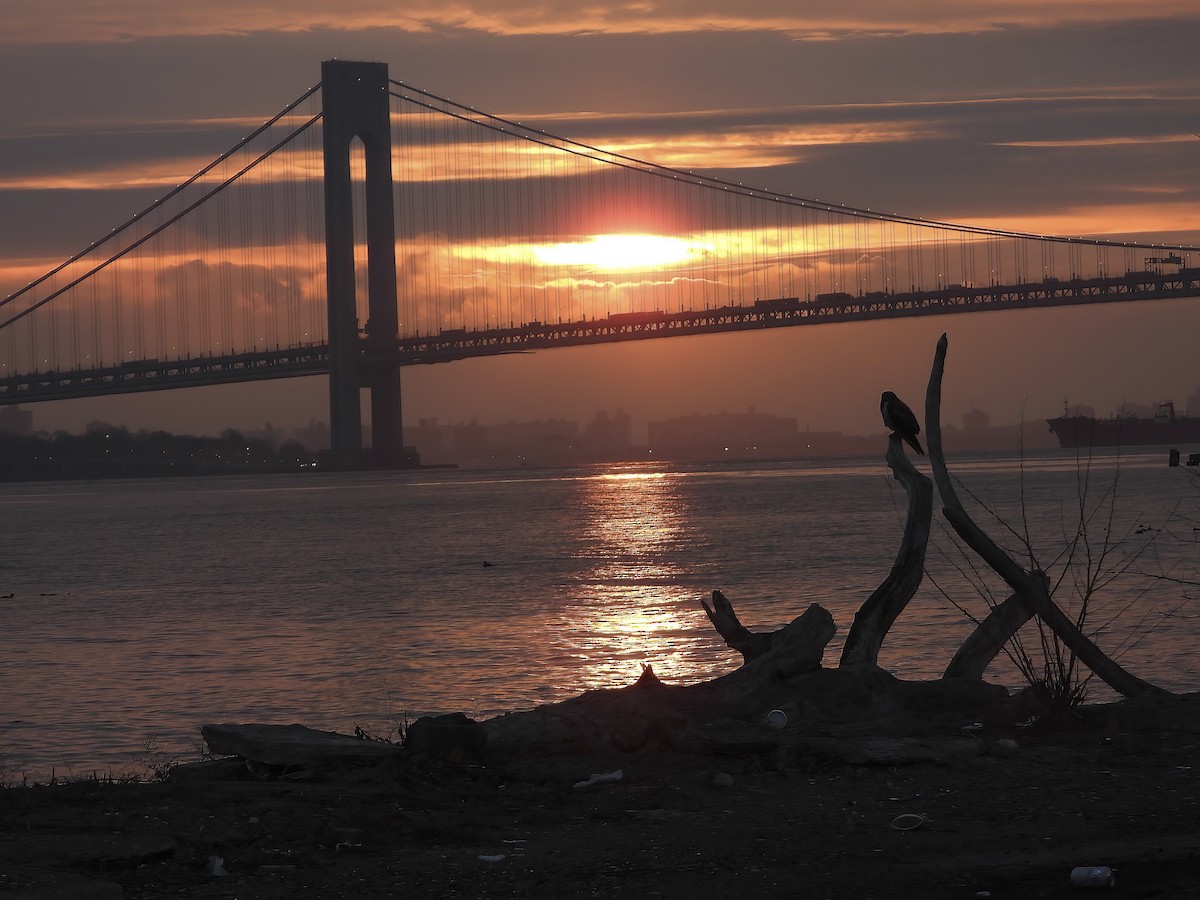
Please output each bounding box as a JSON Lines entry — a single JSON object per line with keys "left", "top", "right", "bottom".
{"left": 765, "top": 709, "right": 787, "bottom": 729}
{"left": 1069, "top": 866, "right": 1115, "bottom": 888}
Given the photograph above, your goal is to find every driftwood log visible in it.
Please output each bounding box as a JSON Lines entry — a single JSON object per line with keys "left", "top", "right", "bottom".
{"left": 701, "top": 432, "right": 931, "bottom": 674}
{"left": 480, "top": 383, "right": 981, "bottom": 759}
{"left": 475, "top": 333, "right": 1172, "bottom": 761}
{"left": 205, "top": 335, "right": 1169, "bottom": 770}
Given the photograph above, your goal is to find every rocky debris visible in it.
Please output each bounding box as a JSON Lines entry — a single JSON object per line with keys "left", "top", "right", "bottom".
{"left": 199, "top": 723, "right": 403, "bottom": 769}
{"left": 6, "top": 875, "right": 125, "bottom": 900}
{"left": 405, "top": 712, "right": 487, "bottom": 760}
{"left": 68, "top": 832, "right": 177, "bottom": 868}
{"left": 165, "top": 756, "right": 254, "bottom": 785}
{"left": 4, "top": 696, "right": 1200, "bottom": 899}
{"left": 2, "top": 830, "right": 174, "bottom": 900}
{"left": 4, "top": 829, "right": 176, "bottom": 872}
{"left": 796, "top": 735, "right": 985, "bottom": 766}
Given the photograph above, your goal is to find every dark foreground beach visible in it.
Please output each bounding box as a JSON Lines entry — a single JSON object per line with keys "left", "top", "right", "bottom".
{"left": 3, "top": 693, "right": 1198, "bottom": 899}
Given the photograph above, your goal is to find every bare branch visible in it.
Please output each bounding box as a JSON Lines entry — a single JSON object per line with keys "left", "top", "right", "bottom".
{"left": 943, "top": 588, "right": 1037, "bottom": 680}
{"left": 925, "top": 333, "right": 1166, "bottom": 699}
{"left": 702, "top": 590, "right": 776, "bottom": 662}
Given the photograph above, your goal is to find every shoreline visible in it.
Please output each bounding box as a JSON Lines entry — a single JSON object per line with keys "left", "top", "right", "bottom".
{"left": 3, "top": 693, "right": 1199, "bottom": 899}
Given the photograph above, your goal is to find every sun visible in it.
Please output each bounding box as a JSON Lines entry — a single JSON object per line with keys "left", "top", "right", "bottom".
{"left": 533, "top": 234, "right": 698, "bottom": 271}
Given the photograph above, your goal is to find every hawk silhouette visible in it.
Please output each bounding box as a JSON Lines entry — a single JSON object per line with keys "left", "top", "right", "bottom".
{"left": 880, "top": 391, "right": 924, "bottom": 455}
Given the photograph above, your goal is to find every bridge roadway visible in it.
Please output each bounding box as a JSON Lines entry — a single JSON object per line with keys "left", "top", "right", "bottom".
{"left": 4, "top": 268, "right": 1199, "bottom": 404}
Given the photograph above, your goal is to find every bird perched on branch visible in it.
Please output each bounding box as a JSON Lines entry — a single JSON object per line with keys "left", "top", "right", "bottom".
{"left": 880, "top": 391, "right": 924, "bottom": 455}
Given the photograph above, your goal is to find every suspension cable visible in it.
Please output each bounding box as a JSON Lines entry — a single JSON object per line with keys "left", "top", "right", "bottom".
{"left": 387, "top": 80, "right": 1196, "bottom": 254}
{"left": 0, "top": 114, "right": 322, "bottom": 332}
{"left": 1, "top": 83, "right": 322, "bottom": 312}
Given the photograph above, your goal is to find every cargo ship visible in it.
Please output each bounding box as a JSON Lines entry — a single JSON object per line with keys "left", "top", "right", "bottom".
{"left": 1047, "top": 401, "right": 1200, "bottom": 448}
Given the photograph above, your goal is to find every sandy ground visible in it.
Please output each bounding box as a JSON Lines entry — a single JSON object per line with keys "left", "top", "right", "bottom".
{"left": 3, "top": 695, "right": 1199, "bottom": 899}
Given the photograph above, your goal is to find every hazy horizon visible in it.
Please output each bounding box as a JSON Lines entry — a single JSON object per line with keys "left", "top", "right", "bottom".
{"left": 13, "top": 374, "right": 1196, "bottom": 450}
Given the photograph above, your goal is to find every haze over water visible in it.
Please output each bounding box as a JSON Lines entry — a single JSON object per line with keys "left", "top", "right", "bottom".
{"left": 2, "top": 450, "right": 1197, "bottom": 779}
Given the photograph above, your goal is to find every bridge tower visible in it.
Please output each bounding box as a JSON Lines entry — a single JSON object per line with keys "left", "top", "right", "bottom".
{"left": 321, "top": 59, "right": 409, "bottom": 467}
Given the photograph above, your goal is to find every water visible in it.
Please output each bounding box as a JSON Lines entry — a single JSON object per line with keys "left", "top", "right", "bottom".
{"left": 2, "top": 451, "right": 1197, "bottom": 779}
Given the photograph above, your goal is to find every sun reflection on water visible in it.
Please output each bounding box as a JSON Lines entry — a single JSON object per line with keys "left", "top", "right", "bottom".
{"left": 553, "top": 467, "right": 716, "bottom": 690}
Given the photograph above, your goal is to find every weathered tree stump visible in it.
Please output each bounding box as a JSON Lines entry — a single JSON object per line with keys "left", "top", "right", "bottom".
{"left": 839, "top": 434, "right": 933, "bottom": 667}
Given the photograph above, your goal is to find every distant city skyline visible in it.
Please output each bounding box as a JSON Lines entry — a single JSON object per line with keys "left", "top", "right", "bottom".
{"left": 10, "top": 375, "right": 1200, "bottom": 449}
{"left": 3, "top": 395, "right": 1072, "bottom": 464}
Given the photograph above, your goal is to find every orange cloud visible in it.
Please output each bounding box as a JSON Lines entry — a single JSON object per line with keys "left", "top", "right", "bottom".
{"left": 971, "top": 202, "right": 1200, "bottom": 242}
{"left": 997, "top": 134, "right": 1200, "bottom": 148}
{"left": 595, "top": 121, "right": 942, "bottom": 169}
{"left": 8, "top": 1, "right": 1200, "bottom": 43}
{"left": 387, "top": 118, "right": 939, "bottom": 182}
{"left": 0, "top": 158, "right": 222, "bottom": 191}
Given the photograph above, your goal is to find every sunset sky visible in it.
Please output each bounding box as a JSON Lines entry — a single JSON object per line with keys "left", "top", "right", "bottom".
{"left": 3, "top": 2, "right": 1200, "bottom": 442}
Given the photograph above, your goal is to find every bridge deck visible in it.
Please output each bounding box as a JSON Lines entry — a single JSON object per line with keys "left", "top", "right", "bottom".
{"left": 4, "top": 270, "right": 1198, "bottom": 404}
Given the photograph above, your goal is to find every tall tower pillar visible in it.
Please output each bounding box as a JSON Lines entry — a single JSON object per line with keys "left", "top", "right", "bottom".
{"left": 322, "top": 59, "right": 406, "bottom": 467}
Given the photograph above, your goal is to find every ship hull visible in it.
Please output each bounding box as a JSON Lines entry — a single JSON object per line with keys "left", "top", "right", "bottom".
{"left": 1047, "top": 415, "right": 1200, "bottom": 448}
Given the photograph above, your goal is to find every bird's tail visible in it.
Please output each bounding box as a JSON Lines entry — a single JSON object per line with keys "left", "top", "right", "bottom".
{"left": 907, "top": 435, "right": 925, "bottom": 455}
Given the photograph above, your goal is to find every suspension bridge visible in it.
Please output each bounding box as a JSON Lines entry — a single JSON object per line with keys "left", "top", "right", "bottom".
{"left": 1, "top": 60, "right": 1196, "bottom": 466}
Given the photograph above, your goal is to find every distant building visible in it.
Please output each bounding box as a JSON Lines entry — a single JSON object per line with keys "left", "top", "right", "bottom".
{"left": 0, "top": 405, "right": 33, "bottom": 436}
{"left": 941, "top": 407, "right": 1057, "bottom": 452}
{"left": 409, "top": 417, "right": 452, "bottom": 460}
{"left": 404, "top": 404, "right": 1055, "bottom": 469}
{"left": 408, "top": 416, "right": 580, "bottom": 467}
{"left": 246, "top": 422, "right": 286, "bottom": 450}
{"left": 648, "top": 407, "right": 800, "bottom": 459}
{"left": 293, "top": 419, "right": 330, "bottom": 452}
{"left": 579, "top": 409, "right": 633, "bottom": 457}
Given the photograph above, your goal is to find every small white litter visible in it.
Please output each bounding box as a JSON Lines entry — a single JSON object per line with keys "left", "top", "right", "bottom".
{"left": 573, "top": 769, "right": 623, "bottom": 789}
{"left": 890, "top": 813, "right": 931, "bottom": 831}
